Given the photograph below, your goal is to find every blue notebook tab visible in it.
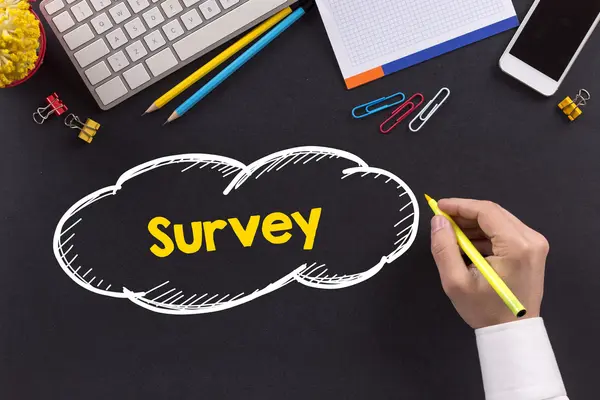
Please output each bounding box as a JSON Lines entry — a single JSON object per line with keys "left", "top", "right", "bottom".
{"left": 315, "top": 0, "right": 520, "bottom": 89}
{"left": 382, "top": 17, "right": 519, "bottom": 76}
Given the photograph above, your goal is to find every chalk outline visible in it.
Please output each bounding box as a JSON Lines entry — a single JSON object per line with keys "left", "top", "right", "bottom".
{"left": 53, "top": 147, "right": 419, "bottom": 315}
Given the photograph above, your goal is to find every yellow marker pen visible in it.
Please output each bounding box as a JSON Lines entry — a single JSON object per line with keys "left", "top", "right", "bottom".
{"left": 425, "top": 194, "right": 527, "bottom": 318}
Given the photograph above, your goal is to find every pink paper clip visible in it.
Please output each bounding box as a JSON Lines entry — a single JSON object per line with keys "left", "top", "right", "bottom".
{"left": 33, "top": 92, "right": 68, "bottom": 125}
{"left": 379, "top": 93, "right": 425, "bottom": 134}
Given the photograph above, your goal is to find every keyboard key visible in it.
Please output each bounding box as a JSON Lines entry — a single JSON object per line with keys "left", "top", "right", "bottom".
{"left": 174, "top": 0, "right": 278, "bottom": 61}
{"left": 52, "top": 11, "right": 75, "bottom": 33}
{"left": 91, "top": 12, "right": 113, "bottom": 34}
{"left": 199, "top": 0, "right": 220, "bottom": 20}
{"left": 142, "top": 7, "right": 164, "bottom": 28}
{"left": 45, "top": 0, "right": 288, "bottom": 110}
{"left": 85, "top": 61, "right": 111, "bottom": 85}
{"left": 63, "top": 23, "right": 94, "bottom": 50}
{"left": 74, "top": 38, "right": 110, "bottom": 68}
{"left": 124, "top": 17, "right": 147, "bottom": 39}
{"left": 107, "top": 50, "right": 130, "bottom": 72}
{"left": 90, "top": 0, "right": 111, "bottom": 11}
{"left": 161, "top": 0, "right": 182, "bottom": 18}
{"left": 181, "top": 9, "right": 202, "bottom": 30}
{"left": 127, "top": 0, "right": 149, "bottom": 13}
{"left": 45, "top": 0, "right": 65, "bottom": 15}
{"left": 123, "top": 64, "right": 150, "bottom": 89}
{"left": 95, "top": 76, "right": 128, "bottom": 105}
{"left": 71, "top": 0, "right": 93, "bottom": 21}
{"left": 145, "top": 48, "right": 177, "bottom": 77}
{"left": 125, "top": 40, "right": 148, "bottom": 62}
{"left": 218, "top": 0, "right": 238, "bottom": 9}
{"left": 162, "top": 19, "right": 184, "bottom": 41}
{"left": 109, "top": 2, "right": 131, "bottom": 24}
{"left": 106, "top": 27, "right": 128, "bottom": 49}
{"left": 144, "top": 30, "right": 165, "bottom": 51}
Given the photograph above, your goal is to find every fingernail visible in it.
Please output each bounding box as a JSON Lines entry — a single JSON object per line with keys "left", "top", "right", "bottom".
{"left": 431, "top": 216, "right": 449, "bottom": 233}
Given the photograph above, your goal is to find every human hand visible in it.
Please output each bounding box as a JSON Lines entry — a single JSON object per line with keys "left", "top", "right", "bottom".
{"left": 429, "top": 198, "right": 549, "bottom": 329}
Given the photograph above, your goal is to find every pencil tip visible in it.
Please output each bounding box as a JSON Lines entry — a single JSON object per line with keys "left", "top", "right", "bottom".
{"left": 145, "top": 104, "right": 159, "bottom": 114}
{"left": 424, "top": 194, "right": 432, "bottom": 202}
{"left": 166, "top": 112, "right": 179, "bottom": 124}
{"left": 162, "top": 120, "right": 169, "bottom": 126}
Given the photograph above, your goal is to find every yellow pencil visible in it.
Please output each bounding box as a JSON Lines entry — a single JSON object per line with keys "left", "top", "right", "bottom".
{"left": 425, "top": 194, "right": 527, "bottom": 318}
{"left": 144, "top": 7, "right": 293, "bottom": 114}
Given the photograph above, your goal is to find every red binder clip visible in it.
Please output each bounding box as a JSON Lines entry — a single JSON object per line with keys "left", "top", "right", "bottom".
{"left": 33, "top": 93, "right": 68, "bottom": 124}
{"left": 380, "top": 93, "right": 425, "bottom": 134}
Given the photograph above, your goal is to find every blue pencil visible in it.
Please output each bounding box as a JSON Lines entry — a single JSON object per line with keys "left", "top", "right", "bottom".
{"left": 166, "top": 5, "right": 309, "bottom": 124}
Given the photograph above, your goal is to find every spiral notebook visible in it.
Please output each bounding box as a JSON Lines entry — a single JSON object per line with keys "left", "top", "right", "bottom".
{"left": 315, "top": 0, "right": 519, "bottom": 89}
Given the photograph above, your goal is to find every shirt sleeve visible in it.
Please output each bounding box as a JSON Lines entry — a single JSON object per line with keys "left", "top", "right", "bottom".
{"left": 475, "top": 317, "right": 568, "bottom": 400}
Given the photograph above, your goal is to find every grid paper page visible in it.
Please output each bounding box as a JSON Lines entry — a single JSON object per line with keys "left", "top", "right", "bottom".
{"left": 316, "top": 0, "right": 517, "bottom": 85}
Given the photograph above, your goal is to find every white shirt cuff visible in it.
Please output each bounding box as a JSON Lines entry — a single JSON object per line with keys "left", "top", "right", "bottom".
{"left": 476, "top": 317, "right": 568, "bottom": 400}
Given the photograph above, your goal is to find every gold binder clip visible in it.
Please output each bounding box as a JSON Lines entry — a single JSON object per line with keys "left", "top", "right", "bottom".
{"left": 558, "top": 89, "right": 590, "bottom": 122}
{"left": 64, "top": 114, "right": 100, "bottom": 143}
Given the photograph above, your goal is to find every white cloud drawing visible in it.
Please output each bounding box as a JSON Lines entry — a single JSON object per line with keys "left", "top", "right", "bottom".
{"left": 53, "top": 146, "right": 419, "bottom": 315}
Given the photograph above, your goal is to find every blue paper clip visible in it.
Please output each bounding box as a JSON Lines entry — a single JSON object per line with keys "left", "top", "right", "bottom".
{"left": 352, "top": 92, "right": 406, "bottom": 119}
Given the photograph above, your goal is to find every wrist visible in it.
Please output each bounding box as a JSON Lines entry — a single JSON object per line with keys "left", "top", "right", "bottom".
{"left": 478, "top": 313, "right": 541, "bottom": 330}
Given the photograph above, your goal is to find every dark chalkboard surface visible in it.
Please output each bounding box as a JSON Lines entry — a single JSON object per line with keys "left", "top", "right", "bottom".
{"left": 1, "top": 1, "right": 599, "bottom": 398}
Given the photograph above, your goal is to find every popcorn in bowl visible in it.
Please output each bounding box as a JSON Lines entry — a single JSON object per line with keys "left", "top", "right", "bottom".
{"left": 0, "top": 0, "right": 43, "bottom": 88}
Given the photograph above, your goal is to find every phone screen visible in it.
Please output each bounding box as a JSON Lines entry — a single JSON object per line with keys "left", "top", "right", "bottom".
{"left": 510, "top": 0, "right": 600, "bottom": 80}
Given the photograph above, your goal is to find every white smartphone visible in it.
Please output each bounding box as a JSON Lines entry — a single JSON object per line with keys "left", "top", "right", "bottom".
{"left": 500, "top": 0, "right": 600, "bottom": 96}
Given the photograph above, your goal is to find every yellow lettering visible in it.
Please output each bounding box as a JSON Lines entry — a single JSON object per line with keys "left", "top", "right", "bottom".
{"left": 203, "top": 220, "right": 227, "bottom": 252}
{"left": 229, "top": 216, "right": 260, "bottom": 247}
{"left": 173, "top": 222, "right": 203, "bottom": 254}
{"left": 148, "top": 216, "right": 175, "bottom": 258}
{"left": 262, "top": 212, "right": 292, "bottom": 245}
{"left": 148, "top": 208, "right": 322, "bottom": 257}
{"left": 291, "top": 208, "right": 322, "bottom": 250}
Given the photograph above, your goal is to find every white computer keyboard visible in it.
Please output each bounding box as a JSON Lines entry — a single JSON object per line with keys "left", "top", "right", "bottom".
{"left": 40, "top": 0, "right": 293, "bottom": 110}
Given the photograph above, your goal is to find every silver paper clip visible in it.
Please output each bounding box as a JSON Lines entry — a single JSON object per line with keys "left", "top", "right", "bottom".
{"left": 409, "top": 87, "right": 450, "bottom": 132}
{"left": 352, "top": 92, "right": 406, "bottom": 119}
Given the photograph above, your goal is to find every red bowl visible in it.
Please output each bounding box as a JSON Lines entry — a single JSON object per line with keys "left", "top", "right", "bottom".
{"left": 5, "top": 7, "right": 47, "bottom": 88}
